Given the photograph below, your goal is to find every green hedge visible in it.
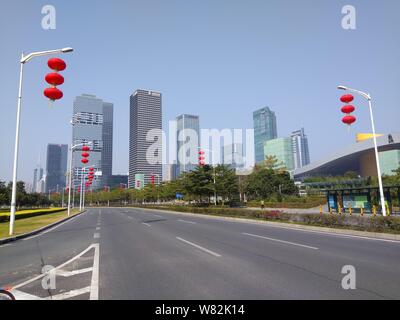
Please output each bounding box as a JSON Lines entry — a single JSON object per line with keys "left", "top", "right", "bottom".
{"left": 0, "top": 208, "right": 66, "bottom": 223}
{"left": 135, "top": 205, "right": 400, "bottom": 234}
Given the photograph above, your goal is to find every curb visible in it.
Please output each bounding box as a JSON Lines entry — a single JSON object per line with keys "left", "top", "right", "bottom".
{"left": 129, "top": 206, "right": 400, "bottom": 242}
{"left": 0, "top": 210, "right": 86, "bottom": 245}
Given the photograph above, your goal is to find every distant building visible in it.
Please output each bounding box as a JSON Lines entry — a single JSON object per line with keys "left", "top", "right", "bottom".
{"left": 174, "top": 114, "right": 200, "bottom": 179}
{"left": 222, "top": 143, "right": 245, "bottom": 170}
{"left": 291, "top": 128, "right": 310, "bottom": 170}
{"left": 294, "top": 133, "right": 400, "bottom": 180}
{"left": 108, "top": 175, "right": 129, "bottom": 189}
{"left": 72, "top": 94, "right": 114, "bottom": 190}
{"left": 32, "top": 167, "right": 43, "bottom": 193}
{"left": 45, "top": 144, "right": 68, "bottom": 193}
{"left": 264, "top": 138, "right": 294, "bottom": 171}
{"left": 253, "top": 107, "right": 277, "bottom": 163}
{"left": 129, "top": 89, "right": 162, "bottom": 187}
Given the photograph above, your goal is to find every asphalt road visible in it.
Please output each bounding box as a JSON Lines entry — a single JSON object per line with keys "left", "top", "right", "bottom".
{"left": 1, "top": 207, "right": 400, "bottom": 300}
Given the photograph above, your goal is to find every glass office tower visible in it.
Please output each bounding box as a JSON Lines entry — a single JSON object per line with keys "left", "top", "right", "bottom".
{"left": 72, "top": 94, "right": 113, "bottom": 190}
{"left": 45, "top": 144, "right": 68, "bottom": 193}
{"left": 253, "top": 107, "right": 277, "bottom": 163}
{"left": 129, "top": 89, "right": 162, "bottom": 187}
{"left": 291, "top": 128, "right": 310, "bottom": 169}
{"left": 264, "top": 138, "right": 294, "bottom": 171}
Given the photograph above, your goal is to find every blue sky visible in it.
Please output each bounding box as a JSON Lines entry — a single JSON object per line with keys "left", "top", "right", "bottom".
{"left": 1, "top": 0, "right": 399, "bottom": 183}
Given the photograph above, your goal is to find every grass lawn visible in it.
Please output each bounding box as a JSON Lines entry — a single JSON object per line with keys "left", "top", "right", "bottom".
{"left": 0, "top": 208, "right": 66, "bottom": 219}
{"left": 0, "top": 209, "right": 80, "bottom": 239}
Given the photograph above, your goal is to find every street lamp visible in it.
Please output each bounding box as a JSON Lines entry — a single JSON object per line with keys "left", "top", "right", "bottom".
{"left": 9, "top": 47, "right": 73, "bottom": 236}
{"left": 67, "top": 141, "right": 92, "bottom": 217}
{"left": 198, "top": 147, "right": 217, "bottom": 206}
{"left": 338, "top": 85, "right": 387, "bottom": 217}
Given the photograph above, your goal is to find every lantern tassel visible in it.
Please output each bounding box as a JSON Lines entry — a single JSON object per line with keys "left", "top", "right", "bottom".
{"left": 48, "top": 99, "right": 54, "bottom": 109}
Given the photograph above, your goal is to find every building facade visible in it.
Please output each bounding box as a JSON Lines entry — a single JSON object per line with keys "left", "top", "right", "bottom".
{"left": 129, "top": 89, "right": 162, "bottom": 187}
{"left": 264, "top": 138, "right": 294, "bottom": 171}
{"left": 253, "top": 107, "right": 277, "bottom": 163}
{"left": 32, "top": 167, "right": 44, "bottom": 193}
{"left": 45, "top": 144, "right": 68, "bottom": 193}
{"left": 72, "top": 94, "right": 113, "bottom": 190}
{"left": 174, "top": 114, "right": 200, "bottom": 179}
{"left": 291, "top": 128, "right": 310, "bottom": 170}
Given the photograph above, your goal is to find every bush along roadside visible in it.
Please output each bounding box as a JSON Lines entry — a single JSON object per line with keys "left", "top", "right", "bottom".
{"left": 0, "top": 208, "right": 66, "bottom": 223}
{"left": 133, "top": 205, "right": 400, "bottom": 235}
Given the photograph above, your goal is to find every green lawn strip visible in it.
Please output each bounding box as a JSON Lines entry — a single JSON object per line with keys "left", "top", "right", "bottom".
{"left": 0, "top": 209, "right": 80, "bottom": 239}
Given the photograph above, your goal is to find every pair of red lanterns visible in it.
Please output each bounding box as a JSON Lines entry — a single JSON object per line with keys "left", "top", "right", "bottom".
{"left": 44, "top": 58, "right": 67, "bottom": 101}
{"left": 340, "top": 94, "right": 356, "bottom": 126}
{"left": 198, "top": 149, "right": 205, "bottom": 167}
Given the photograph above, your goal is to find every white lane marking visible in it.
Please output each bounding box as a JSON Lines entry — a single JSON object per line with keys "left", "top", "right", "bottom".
{"left": 22, "top": 211, "right": 85, "bottom": 241}
{"left": 93, "top": 233, "right": 100, "bottom": 239}
{"left": 142, "top": 223, "right": 151, "bottom": 227}
{"left": 90, "top": 243, "right": 100, "bottom": 300}
{"left": 57, "top": 267, "right": 93, "bottom": 277}
{"left": 50, "top": 286, "right": 91, "bottom": 300}
{"left": 13, "top": 244, "right": 97, "bottom": 289}
{"left": 153, "top": 214, "right": 163, "bottom": 218}
{"left": 178, "top": 219, "right": 197, "bottom": 224}
{"left": 242, "top": 232, "right": 319, "bottom": 250}
{"left": 96, "top": 227, "right": 100, "bottom": 231}
{"left": 12, "top": 290, "right": 41, "bottom": 300}
{"left": 176, "top": 237, "right": 221, "bottom": 257}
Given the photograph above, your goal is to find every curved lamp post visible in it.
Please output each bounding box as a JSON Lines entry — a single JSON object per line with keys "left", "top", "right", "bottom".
{"left": 9, "top": 47, "right": 73, "bottom": 236}
{"left": 338, "top": 85, "right": 387, "bottom": 217}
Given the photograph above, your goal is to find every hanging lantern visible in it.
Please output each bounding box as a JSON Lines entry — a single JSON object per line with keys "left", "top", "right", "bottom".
{"left": 340, "top": 94, "right": 354, "bottom": 103}
{"left": 44, "top": 87, "right": 63, "bottom": 101}
{"left": 342, "top": 115, "right": 356, "bottom": 125}
{"left": 341, "top": 105, "right": 355, "bottom": 114}
{"left": 48, "top": 58, "right": 67, "bottom": 72}
{"left": 81, "top": 152, "right": 90, "bottom": 158}
{"left": 89, "top": 167, "right": 95, "bottom": 171}
{"left": 81, "top": 158, "right": 89, "bottom": 164}
{"left": 82, "top": 146, "right": 90, "bottom": 152}
{"left": 45, "top": 73, "right": 64, "bottom": 86}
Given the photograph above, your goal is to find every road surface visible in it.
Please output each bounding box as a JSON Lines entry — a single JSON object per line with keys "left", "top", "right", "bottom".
{"left": 0, "top": 207, "right": 399, "bottom": 300}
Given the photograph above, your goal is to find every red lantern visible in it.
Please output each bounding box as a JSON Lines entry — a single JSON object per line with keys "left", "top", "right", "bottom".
{"left": 81, "top": 158, "right": 89, "bottom": 164}
{"left": 340, "top": 94, "right": 354, "bottom": 103}
{"left": 199, "top": 161, "right": 205, "bottom": 166}
{"left": 82, "top": 146, "right": 90, "bottom": 152}
{"left": 44, "top": 87, "right": 63, "bottom": 101}
{"left": 48, "top": 58, "right": 67, "bottom": 72}
{"left": 198, "top": 150, "right": 205, "bottom": 155}
{"left": 342, "top": 115, "right": 356, "bottom": 125}
{"left": 45, "top": 73, "right": 64, "bottom": 86}
{"left": 89, "top": 167, "right": 94, "bottom": 171}
{"left": 199, "top": 156, "right": 205, "bottom": 161}
{"left": 81, "top": 152, "right": 90, "bottom": 158}
{"left": 341, "top": 105, "right": 355, "bottom": 114}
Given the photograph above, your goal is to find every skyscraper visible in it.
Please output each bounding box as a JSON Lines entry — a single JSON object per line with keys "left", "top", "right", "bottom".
{"left": 253, "top": 107, "right": 278, "bottom": 163}
{"left": 45, "top": 144, "right": 68, "bottom": 193}
{"left": 175, "top": 114, "right": 200, "bottom": 179}
{"left": 264, "top": 138, "right": 294, "bottom": 171}
{"left": 32, "top": 167, "right": 44, "bottom": 193}
{"left": 72, "top": 94, "right": 113, "bottom": 190}
{"left": 221, "top": 143, "right": 245, "bottom": 170}
{"left": 291, "top": 128, "right": 310, "bottom": 169}
{"left": 129, "top": 89, "right": 162, "bottom": 187}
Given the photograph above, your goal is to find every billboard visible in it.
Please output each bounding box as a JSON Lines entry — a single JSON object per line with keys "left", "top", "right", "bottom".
{"left": 135, "top": 174, "right": 145, "bottom": 190}
{"left": 343, "top": 194, "right": 370, "bottom": 210}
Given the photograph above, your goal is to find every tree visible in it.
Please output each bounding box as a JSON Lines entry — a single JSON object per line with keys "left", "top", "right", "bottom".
{"left": 214, "top": 165, "right": 239, "bottom": 205}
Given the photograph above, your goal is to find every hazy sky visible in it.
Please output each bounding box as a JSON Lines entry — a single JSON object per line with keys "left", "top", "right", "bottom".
{"left": 1, "top": 0, "right": 399, "bottom": 184}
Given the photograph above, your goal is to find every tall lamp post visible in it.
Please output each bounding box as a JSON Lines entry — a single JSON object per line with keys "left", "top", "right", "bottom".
{"left": 9, "top": 47, "right": 74, "bottom": 236}
{"left": 338, "top": 85, "right": 387, "bottom": 217}
{"left": 67, "top": 141, "right": 92, "bottom": 216}
{"left": 198, "top": 147, "right": 217, "bottom": 206}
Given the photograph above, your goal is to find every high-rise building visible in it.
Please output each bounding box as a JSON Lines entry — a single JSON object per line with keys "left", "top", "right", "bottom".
{"left": 221, "top": 143, "right": 245, "bottom": 170}
{"left": 174, "top": 114, "right": 200, "bottom": 179}
{"left": 264, "top": 138, "right": 294, "bottom": 171}
{"left": 129, "top": 89, "right": 162, "bottom": 187}
{"left": 253, "top": 107, "right": 277, "bottom": 163}
{"left": 45, "top": 144, "right": 68, "bottom": 193}
{"left": 32, "top": 167, "right": 44, "bottom": 193}
{"left": 291, "top": 128, "right": 310, "bottom": 170}
{"left": 72, "top": 94, "right": 113, "bottom": 190}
